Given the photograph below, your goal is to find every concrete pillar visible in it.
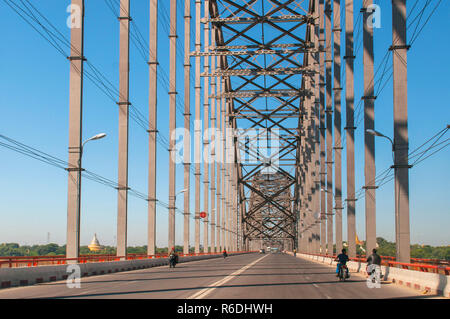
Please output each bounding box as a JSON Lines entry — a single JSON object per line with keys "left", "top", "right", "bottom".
{"left": 224, "top": 166, "right": 229, "bottom": 250}
{"left": 313, "top": 0, "right": 321, "bottom": 254}
{"left": 232, "top": 166, "right": 237, "bottom": 251}
{"left": 194, "top": 0, "right": 202, "bottom": 254}
{"left": 221, "top": 102, "right": 227, "bottom": 251}
{"left": 333, "top": 0, "right": 343, "bottom": 254}
{"left": 363, "top": 0, "right": 377, "bottom": 256}
{"left": 183, "top": 0, "right": 192, "bottom": 255}
{"left": 168, "top": 0, "right": 177, "bottom": 252}
{"left": 209, "top": 28, "right": 216, "bottom": 253}
{"left": 147, "top": 0, "right": 158, "bottom": 257}
{"left": 298, "top": 175, "right": 304, "bottom": 252}
{"left": 216, "top": 78, "right": 223, "bottom": 252}
{"left": 305, "top": 30, "right": 315, "bottom": 253}
{"left": 223, "top": 122, "right": 230, "bottom": 251}
{"left": 392, "top": 0, "right": 410, "bottom": 263}
{"left": 227, "top": 124, "right": 234, "bottom": 251}
{"left": 345, "top": 0, "right": 356, "bottom": 258}
{"left": 66, "top": 0, "right": 85, "bottom": 261}
{"left": 117, "top": 0, "right": 130, "bottom": 259}
{"left": 318, "top": 0, "right": 326, "bottom": 255}
{"left": 325, "top": 0, "right": 334, "bottom": 256}
{"left": 214, "top": 107, "right": 221, "bottom": 253}
{"left": 203, "top": 0, "right": 210, "bottom": 253}
{"left": 299, "top": 113, "right": 306, "bottom": 252}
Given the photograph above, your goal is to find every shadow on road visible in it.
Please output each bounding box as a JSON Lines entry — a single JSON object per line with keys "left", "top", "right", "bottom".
{"left": 47, "top": 280, "right": 367, "bottom": 299}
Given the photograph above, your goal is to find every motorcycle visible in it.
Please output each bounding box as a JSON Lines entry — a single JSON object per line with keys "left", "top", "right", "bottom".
{"left": 169, "top": 254, "right": 178, "bottom": 268}
{"left": 337, "top": 263, "right": 350, "bottom": 281}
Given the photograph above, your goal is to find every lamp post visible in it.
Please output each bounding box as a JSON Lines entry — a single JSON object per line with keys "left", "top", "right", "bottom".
{"left": 75, "top": 133, "right": 107, "bottom": 258}
{"left": 300, "top": 208, "right": 320, "bottom": 254}
{"left": 176, "top": 188, "right": 188, "bottom": 198}
{"left": 366, "top": 129, "right": 394, "bottom": 149}
{"left": 172, "top": 188, "right": 188, "bottom": 253}
{"left": 320, "top": 189, "right": 336, "bottom": 216}
{"left": 366, "top": 128, "right": 410, "bottom": 263}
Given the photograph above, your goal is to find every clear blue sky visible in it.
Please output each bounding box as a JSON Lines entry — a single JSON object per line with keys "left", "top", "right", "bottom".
{"left": 0, "top": 0, "right": 448, "bottom": 248}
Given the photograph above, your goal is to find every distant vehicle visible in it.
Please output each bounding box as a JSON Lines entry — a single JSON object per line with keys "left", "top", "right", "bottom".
{"left": 259, "top": 249, "right": 265, "bottom": 254}
{"left": 271, "top": 247, "right": 279, "bottom": 253}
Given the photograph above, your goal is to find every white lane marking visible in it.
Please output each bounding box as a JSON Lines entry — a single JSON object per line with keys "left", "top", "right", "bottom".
{"left": 312, "top": 284, "right": 319, "bottom": 288}
{"left": 187, "top": 254, "right": 268, "bottom": 299}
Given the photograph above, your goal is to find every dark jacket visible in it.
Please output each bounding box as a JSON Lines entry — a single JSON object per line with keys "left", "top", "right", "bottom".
{"left": 336, "top": 253, "right": 349, "bottom": 265}
{"left": 367, "top": 253, "right": 381, "bottom": 265}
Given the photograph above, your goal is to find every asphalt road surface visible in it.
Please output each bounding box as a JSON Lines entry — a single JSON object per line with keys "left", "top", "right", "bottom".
{"left": 0, "top": 252, "right": 432, "bottom": 299}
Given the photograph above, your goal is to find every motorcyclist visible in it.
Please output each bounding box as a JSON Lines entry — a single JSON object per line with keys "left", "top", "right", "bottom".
{"left": 169, "top": 247, "right": 178, "bottom": 268}
{"left": 222, "top": 249, "right": 228, "bottom": 259}
{"left": 334, "top": 249, "right": 349, "bottom": 278}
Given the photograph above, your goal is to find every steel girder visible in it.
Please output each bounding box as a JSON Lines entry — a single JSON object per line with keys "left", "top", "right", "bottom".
{"left": 207, "top": 0, "right": 315, "bottom": 245}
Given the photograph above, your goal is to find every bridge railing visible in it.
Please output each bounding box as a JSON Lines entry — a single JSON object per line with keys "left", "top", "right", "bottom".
{"left": 0, "top": 251, "right": 250, "bottom": 268}
{"left": 300, "top": 253, "right": 450, "bottom": 275}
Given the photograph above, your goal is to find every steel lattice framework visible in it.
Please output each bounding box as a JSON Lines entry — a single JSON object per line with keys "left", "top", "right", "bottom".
{"left": 205, "top": 0, "right": 316, "bottom": 249}
{"left": 58, "top": 0, "right": 412, "bottom": 262}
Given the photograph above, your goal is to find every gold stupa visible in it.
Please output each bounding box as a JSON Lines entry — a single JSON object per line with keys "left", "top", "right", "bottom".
{"left": 88, "top": 233, "right": 102, "bottom": 252}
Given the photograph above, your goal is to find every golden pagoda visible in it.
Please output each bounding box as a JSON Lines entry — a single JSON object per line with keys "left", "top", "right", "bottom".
{"left": 88, "top": 233, "right": 102, "bottom": 252}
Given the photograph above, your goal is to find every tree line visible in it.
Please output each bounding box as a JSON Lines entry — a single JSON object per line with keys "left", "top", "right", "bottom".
{"left": 0, "top": 238, "right": 448, "bottom": 260}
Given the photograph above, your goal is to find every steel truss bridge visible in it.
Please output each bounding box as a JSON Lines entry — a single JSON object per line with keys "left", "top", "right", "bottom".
{"left": 42, "top": 0, "right": 415, "bottom": 261}
{"left": 2, "top": 0, "right": 448, "bottom": 268}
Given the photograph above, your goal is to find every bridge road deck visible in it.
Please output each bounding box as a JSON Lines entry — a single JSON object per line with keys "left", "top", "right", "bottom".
{"left": 0, "top": 253, "right": 431, "bottom": 299}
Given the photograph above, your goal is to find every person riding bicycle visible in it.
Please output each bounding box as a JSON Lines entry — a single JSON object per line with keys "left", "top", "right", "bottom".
{"left": 222, "top": 249, "right": 228, "bottom": 259}
{"left": 334, "top": 249, "right": 350, "bottom": 278}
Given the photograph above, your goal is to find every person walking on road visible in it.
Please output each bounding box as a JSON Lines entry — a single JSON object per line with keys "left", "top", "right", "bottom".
{"left": 366, "top": 248, "right": 382, "bottom": 282}
{"left": 366, "top": 248, "right": 381, "bottom": 266}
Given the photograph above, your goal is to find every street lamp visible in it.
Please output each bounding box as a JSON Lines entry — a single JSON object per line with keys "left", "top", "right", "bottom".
{"left": 320, "top": 188, "right": 337, "bottom": 198}
{"left": 75, "top": 133, "right": 107, "bottom": 257}
{"left": 319, "top": 189, "right": 336, "bottom": 216}
{"left": 174, "top": 188, "right": 188, "bottom": 209}
{"left": 366, "top": 128, "right": 410, "bottom": 262}
{"left": 176, "top": 188, "right": 188, "bottom": 196}
{"left": 366, "top": 129, "right": 394, "bottom": 151}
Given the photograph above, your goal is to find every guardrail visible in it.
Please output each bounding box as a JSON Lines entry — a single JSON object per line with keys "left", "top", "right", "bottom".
{"left": 300, "top": 252, "right": 450, "bottom": 275}
{"left": 0, "top": 251, "right": 253, "bottom": 268}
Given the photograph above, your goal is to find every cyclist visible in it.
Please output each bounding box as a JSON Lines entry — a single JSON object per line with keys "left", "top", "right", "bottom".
{"left": 334, "top": 249, "right": 349, "bottom": 278}
{"left": 222, "top": 249, "right": 228, "bottom": 259}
